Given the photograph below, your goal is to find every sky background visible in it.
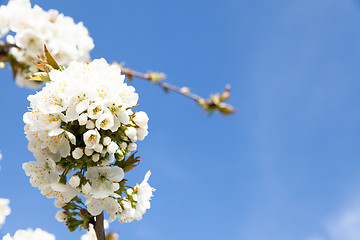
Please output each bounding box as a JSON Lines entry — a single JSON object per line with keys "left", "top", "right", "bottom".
{"left": 0, "top": 0, "right": 360, "bottom": 239}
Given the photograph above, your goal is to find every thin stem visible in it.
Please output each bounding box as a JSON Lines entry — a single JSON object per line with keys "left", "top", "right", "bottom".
{"left": 0, "top": 41, "right": 202, "bottom": 102}
{"left": 120, "top": 67, "right": 205, "bottom": 103}
{"left": 0, "top": 41, "right": 234, "bottom": 115}
{"left": 0, "top": 41, "right": 19, "bottom": 61}
{"left": 94, "top": 212, "right": 105, "bottom": 240}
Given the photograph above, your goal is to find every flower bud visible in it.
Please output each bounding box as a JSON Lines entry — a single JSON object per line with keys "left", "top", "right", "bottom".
{"left": 72, "top": 148, "right": 83, "bottom": 159}
{"left": 69, "top": 175, "right": 80, "bottom": 188}
{"left": 136, "top": 127, "right": 148, "bottom": 141}
{"left": 92, "top": 154, "right": 100, "bottom": 162}
{"left": 107, "top": 142, "right": 119, "bottom": 154}
{"left": 86, "top": 120, "right": 95, "bottom": 129}
{"left": 133, "top": 111, "right": 149, "bottom": 127}
{"left": 55, "top": 210, "right": 67, "bottom": 222}
{"left": 82, "top": 182, "right": 91, "bottom": 195}
{"left": 94, "top": 143, "right": 103, "bottom": 153}
{"left": 120, "top": 142, "right": 127, "bottom": 149}
{"left": 103, "top": 136, "right": 111, "bottom": 146}
{"left": 127, "top": 143, "right": 137, "bottom": 151}
{"left": 78, "top": 114, "right": 88, "bottom": 125}
{"left": 84, "top": 147, "right": 94, "bottom": 156}
{"left": 125, "top": 127, "right": 137, "bottom": 142}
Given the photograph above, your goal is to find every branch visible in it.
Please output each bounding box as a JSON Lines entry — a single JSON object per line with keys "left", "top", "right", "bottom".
{"left": 0, "top": 41, "right": 19, "bottom": 62}
{"left": 119, "top": 65, "right": 235, "bottom": 115}
{"left": 0, "top": 41, "right": 235, "bottom": 115}
{"left": 94, "top": 212, "right": 105, "bottom": 240}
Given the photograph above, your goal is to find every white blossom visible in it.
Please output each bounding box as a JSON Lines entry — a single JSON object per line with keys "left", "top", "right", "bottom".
{"left": 85, "top": 166, "right": 124, "bottom": 199}
{"left": 133, "top": 111, "right": 149, "bottom": 127}
{"left": 137, "top": 127, "right": 149, "bottom": 141}
{"left": 22, "top": 159, "right": 58, "bottom": 189}
{"left": 83, "top": 130, "right": 100, "bottom": 149}
{"left": 85, "top": 197, "right": 120, "bottom": 216}
{"left": 22, "top": 58, "right": 153, "bottom": 227}
{"left": 2, "top": 228, "right": 55, "bottom": 240}
{"left": 0, "top": 0, "right": 94, "bottom": 88}
{"left": 0, "top": 199, "right": 10, "bottom": 228}
{"left": 110, "top": 171, "right": 155, "bottom": 223}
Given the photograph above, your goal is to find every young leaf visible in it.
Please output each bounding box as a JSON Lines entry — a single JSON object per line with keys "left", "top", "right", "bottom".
{"left": 121, "top": 152, "right": 142, "bottom": 173}
{"left": 33, "top": 61, "right": 53, "bottom": 73}
{"left": 44, "top": 44, "right": 61, "bottom": 70}
{"left": 27, "top": 72, "right": 51, "bottom": 82}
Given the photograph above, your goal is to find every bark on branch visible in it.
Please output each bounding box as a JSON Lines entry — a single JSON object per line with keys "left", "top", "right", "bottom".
{"left": 94, "top": 212, "right": 105, "bottom": 240}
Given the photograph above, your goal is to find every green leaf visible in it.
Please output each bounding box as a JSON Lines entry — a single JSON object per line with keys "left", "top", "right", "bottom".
{"left": 27, "top": 72, "right": 51, "bottom": 82}
{"left": 44, "top": 44, "right": 61, "bottom": 70}
{"left": 33, "top": 60, "right": 53, "bottom": 73}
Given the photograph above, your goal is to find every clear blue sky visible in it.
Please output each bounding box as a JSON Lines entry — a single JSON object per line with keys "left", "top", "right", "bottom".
{"left": 1, "top": 0, "right": 360, "bottom": 239}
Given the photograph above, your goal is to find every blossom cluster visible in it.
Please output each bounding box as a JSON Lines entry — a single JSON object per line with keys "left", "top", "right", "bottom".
{"left": 2, "top": 229, "right": 55, "bottom": 240}
{"left": 0, "top": 153, "right": 11, "bottom": 229}
{"left": 0, "top": 0, "right": 94, "bottom": 88}
{"left": 1, "top": 222, "right": 117, "bottom": 240}
{"left": 0, "top": 204, "right": 117, "bottom": 240}
{"left": 0, "top": 199, "right": 10, "bottom": 229}
{"left": 22, "top": 58, "right": 154, "bottom": 228}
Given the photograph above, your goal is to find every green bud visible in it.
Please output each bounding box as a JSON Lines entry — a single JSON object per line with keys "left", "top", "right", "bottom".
{"left": 148, "top": 71, "right": 166, "bottom": 82}
{"left": 65, "top": 202, "right": 77, "bottom": 210}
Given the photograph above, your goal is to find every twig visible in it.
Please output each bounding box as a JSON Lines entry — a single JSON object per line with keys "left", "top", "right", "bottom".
{"left": 94, "top": 212, "right": 105, "bottom": 240}
{"left": 0, "top": 41, "right": 19, "bottom": 62}
{"left": 120, "top": 66, "right": 235, "bottom": 115}
{"left": 120, "top": 67, "right": 203, "bottom": 102}
{"left": 0, "top": 41, "right": 235, "bottom": 115}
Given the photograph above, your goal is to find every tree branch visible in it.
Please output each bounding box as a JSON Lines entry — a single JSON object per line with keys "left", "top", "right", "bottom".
{"left": 94, "top": 212, "right": 105, "bottom": 240}
{"left": 120, "top": 67, "right": 202, "bottom": 102}
{"left": 0, "top": 40, "right": 235, "bottom": 115}
{"left": 119, "top": 66, "right": 235, "bottom": 115}
{"left": 0, "top": 41, "right": 19, "bottom": 62}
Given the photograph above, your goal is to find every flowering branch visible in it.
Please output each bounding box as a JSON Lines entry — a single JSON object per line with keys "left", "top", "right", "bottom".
{"left": 0, "top": 41, "right": 235, "bottom": 115}
{"left": 119, "top": 65, "right": 235, "bottom": 115}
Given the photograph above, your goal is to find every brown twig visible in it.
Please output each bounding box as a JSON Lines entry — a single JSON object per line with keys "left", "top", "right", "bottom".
{"left": 120, "top": 67, "right": 203, "bottom": 102}
{"left": 0, "top": 41, "right": 19, "bottom": 62}
{"left": 120, "top": 66, "right": 235, "bottom": 115}
{"left": 0, "top": 41, "right": 234, "bottom": 115}
{"left": 94, "top": 212, "right": 105, "bottom": 240}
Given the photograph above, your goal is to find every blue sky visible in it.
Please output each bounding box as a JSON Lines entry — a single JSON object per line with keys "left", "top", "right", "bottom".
{"left": 1, "top": 0, "right": 360, "bottom": 239}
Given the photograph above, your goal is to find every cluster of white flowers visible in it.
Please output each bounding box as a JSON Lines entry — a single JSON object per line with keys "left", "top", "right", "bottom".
{"left": 0, "top": 199, "right": 10, "bottom": 229}
{"left": 22, "top": 58, "right": 154, "bottom": 227}
{"left": 2, "top": 228, "right": 55, "bottom": 240}
{"left": 112, "top": 170, "right": 154, "bottom": 223}
{"left": 0, "top": 153, "right": 11, "bottom": 229}
{"left": 0, "top": 0, "right": 94, "bottom": 88}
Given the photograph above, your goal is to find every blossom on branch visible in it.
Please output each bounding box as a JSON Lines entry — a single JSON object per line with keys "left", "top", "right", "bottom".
{"left": 112, "top": 170, "right": 155, "bottom": 223}
{"left": 22, "top": 56, "right": 154, "bottom": 231}
{"left": 0, "top": 0, "right": 94, "bottom": 88}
